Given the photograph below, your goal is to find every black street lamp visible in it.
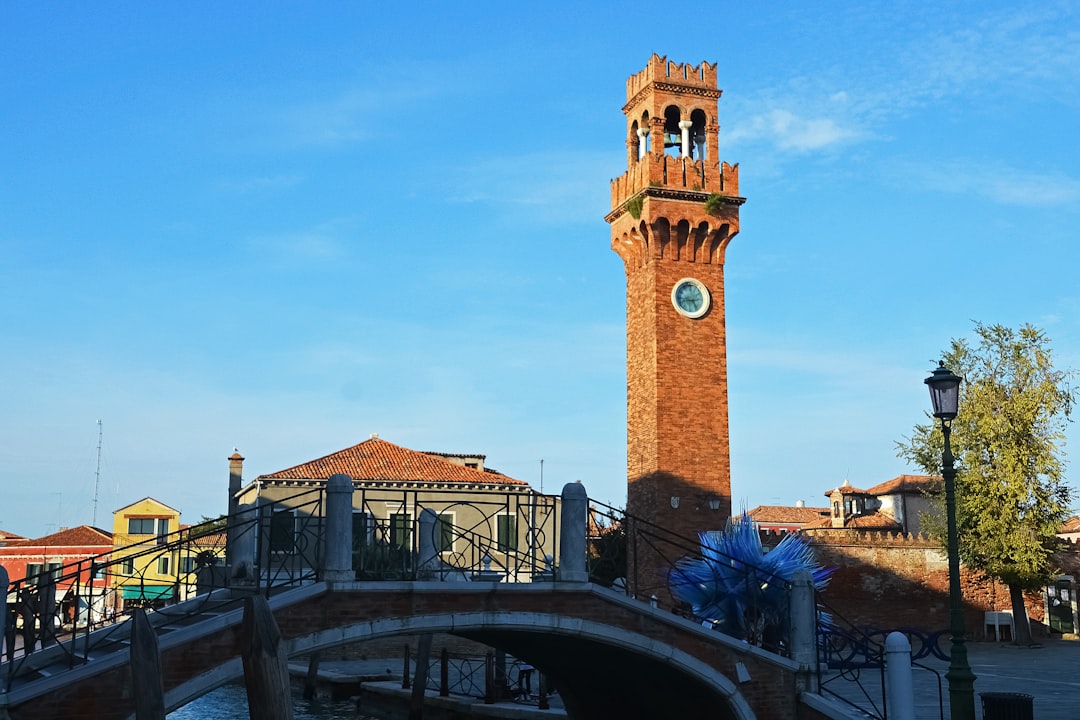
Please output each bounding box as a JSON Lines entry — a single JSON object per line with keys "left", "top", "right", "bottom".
{"left": 925, "top": 361, "right": 976, "bottom": 720}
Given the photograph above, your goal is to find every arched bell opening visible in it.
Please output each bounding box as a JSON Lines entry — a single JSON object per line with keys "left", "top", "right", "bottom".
{"left": 663, "top": 106, "right": 683, "bottom": 158}
{"left": 636, "top": 111, "right": 651, "bottom": 159}
{"left": 690, "top": 108, "right": 708, "bottom": 161}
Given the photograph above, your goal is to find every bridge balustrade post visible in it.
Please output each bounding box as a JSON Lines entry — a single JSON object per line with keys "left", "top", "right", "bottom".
{"left": 38, "top": 579, "right": 56, "bottom": 648}
{"left": 418, "top": 508, "right": 439, "bottom": 579}
{"left": 789, "top": 569, "right": 819, "bottom": 693}
{"left": 885, "top": 631, "right": 916, "bottom": 720}
{"left": 557, "top": 482, "right": 588, "bottom": 583}
{"left": 230, "top": 501, "right": 258, "bottom": 587}
{"left": 323, "top": 473, "right": 355, "bottom": 582}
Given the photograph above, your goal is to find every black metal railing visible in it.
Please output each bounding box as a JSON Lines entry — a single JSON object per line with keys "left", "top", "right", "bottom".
{"left": 0, "top": 486, "right": 560, "bottom": 691}
{"left": 816, "top": 594, "right": 946, "bottom": 720}
{"left": 412, "top": 647, "right": 550, "bottom": 708}
{"left": 0, "top": 485, "right": 325, "bottom": 690}
{"left": 350, "top": 489, "right": 559, "bottom": 583}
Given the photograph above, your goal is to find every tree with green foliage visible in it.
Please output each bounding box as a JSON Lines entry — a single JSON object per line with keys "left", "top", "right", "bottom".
{"left": 898, "top": 322, "right": 1075, "bottom": 645}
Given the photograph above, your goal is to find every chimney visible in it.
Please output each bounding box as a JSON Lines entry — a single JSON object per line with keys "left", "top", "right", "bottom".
{"left": 795, "top": 499, "right": 805, "bottom": 508}
{"left": 228, "top": 450, "right": 245, "bottom": 517}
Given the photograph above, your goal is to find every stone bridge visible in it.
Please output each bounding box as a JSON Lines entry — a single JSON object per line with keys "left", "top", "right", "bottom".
{"left": 4, "top": 581, "right": 847, "bottom": 720}
{"left": 1, "top": 481, "right": 854, "bottom": 719}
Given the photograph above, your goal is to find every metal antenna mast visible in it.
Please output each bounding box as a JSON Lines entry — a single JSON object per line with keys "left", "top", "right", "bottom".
{"left": 92, "top": 419, "right": 103, "bottom": 527}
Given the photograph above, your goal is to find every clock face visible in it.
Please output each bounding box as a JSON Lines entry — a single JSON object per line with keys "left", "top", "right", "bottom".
{"left": 671, "top": 278, "right": 710, "bottom": 319}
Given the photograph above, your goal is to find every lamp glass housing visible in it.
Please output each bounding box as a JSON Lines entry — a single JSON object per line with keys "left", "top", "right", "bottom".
{"left": 925, "top": 362, "right": 962, "bottom": 420}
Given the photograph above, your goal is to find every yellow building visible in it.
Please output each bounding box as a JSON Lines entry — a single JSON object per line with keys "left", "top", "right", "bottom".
{"left": 110, "top": 497, "right": 182, "bottom": 611}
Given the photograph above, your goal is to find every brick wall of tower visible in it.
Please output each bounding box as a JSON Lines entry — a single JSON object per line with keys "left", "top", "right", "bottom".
{"left": 625, "top": 255, "right": 732, "bottom": 541}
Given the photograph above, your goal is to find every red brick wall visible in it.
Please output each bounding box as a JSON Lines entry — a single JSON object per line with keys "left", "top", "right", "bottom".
{"left": 803, "top": 531, "right": 1080, "bottom": 637}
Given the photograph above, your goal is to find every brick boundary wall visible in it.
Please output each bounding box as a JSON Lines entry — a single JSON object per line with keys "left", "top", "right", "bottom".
{"left": 790, "top": 530, "right": 1080, "bottom": 637}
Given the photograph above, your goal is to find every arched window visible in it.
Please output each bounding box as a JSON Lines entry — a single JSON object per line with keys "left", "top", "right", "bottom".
{"left": 690, "top": 109, "right": 708, "bottom": 160}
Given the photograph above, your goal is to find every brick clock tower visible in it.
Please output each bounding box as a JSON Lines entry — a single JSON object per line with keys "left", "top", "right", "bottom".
{"left": 606, "top": 55, "right": 744, "bottom": 572}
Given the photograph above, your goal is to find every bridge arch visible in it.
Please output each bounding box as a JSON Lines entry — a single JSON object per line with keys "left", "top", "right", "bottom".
{"left": 168, "top": 608, "right": 757, "bottom": 719}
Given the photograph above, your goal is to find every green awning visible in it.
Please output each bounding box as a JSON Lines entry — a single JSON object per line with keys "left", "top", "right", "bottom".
{"left": 121, "top": 585, "right": 173, "bottom": 600}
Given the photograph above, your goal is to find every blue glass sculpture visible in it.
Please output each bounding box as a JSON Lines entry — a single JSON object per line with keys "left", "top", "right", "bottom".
{"left": 668, "top": 513, "right": 833, "bottom": 645}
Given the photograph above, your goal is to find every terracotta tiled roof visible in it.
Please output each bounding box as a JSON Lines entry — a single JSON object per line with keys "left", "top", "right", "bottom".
{"left": 28, "top": 526, "right": 113, "bottom": 546}
{"left": 823, "top": 479, "right": 869, "bottom": 497}
{"left": 865, "top": 474, "right": 942, "bottom": 496}
{"left": 802, "top": 512, "right": 903, "bottom": 531}
{"left": 1061, "top": 516, "right": 1080, "bottom": 534}
{"left": 748, "top": 506, "right": 829, "bottom": 524}
{"left": 259, "top": 437, "right": 526, "bottom": 486}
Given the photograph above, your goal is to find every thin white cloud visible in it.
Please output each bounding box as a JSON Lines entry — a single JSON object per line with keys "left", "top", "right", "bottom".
{"left": 243, "top": 216, "right": 361, "bottom": 264}
{"left": 278, "top": 89, "right": 383, "bottom": 147}
{"left": 726, "top": 4, "right": 1080, "bottom": 160}
{"left": 440, "top": 151, "right": 612, "bottom": 224}
{"left": 215, "top": 175, "right": 304, "bottom": 195}
{"left": 727, "top": 109, "right": 859, "bottom": 153}
{"left": 899, "top": 159, "right": 1080, "bottom": 207}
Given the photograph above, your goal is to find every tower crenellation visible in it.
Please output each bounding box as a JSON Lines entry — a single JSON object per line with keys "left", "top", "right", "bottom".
{"left": 625, "top": 55, "right": 718, "bottom": 100}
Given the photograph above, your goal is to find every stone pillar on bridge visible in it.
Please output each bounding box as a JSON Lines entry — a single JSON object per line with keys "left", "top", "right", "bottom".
{"left": 557, "top": 482, "right": 588, "bottom": 583}
{"left": 323, "top": 473, "right": 355, "bottom": 582}
{"left": 230, "top": 500, "right": 259, "bottom": 587}
{"left": 418, "top": 508, "right": 439, "bottom": 579}
{"left": 789, "top": 568, "right": 818, "bottom": 693}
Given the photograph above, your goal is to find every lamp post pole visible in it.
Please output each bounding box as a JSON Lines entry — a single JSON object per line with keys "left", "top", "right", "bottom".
{"left": 925, "top": 362, "right": 976, "bottom": 720}
{"left": 940, "top": 417, "right": 976, "bottom": 720}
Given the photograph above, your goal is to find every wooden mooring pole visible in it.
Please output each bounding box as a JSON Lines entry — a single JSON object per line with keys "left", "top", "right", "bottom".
{"left": 130, "top": 608, "right": 165, "bottom": 720}
{"left": 302, "top": 651, "right": 321, "bottom": 700}
{"left": 240, "top": 594, "right": 293, "bottom": 720}
{"left": 408, "top": 634, "right": 433, "bottom": 720}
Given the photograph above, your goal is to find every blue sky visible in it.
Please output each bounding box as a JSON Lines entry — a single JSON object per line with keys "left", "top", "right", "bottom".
{"left": 3, "top": 2, "right": 1079, "bottom": 537}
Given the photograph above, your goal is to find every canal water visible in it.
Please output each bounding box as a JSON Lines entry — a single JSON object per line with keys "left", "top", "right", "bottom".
{"left": 167, "top": 682, "right": 390, "bottom": 719}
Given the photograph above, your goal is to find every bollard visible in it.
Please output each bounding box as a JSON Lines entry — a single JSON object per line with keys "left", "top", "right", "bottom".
{"left": 323, "top": 474, "right": 355, "bottom": 582}
{"left": 884, "top": 632, "right": 915, "bottom": 720}
{"left": 557, "top": 482, "right": 588, "bottom": 582}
